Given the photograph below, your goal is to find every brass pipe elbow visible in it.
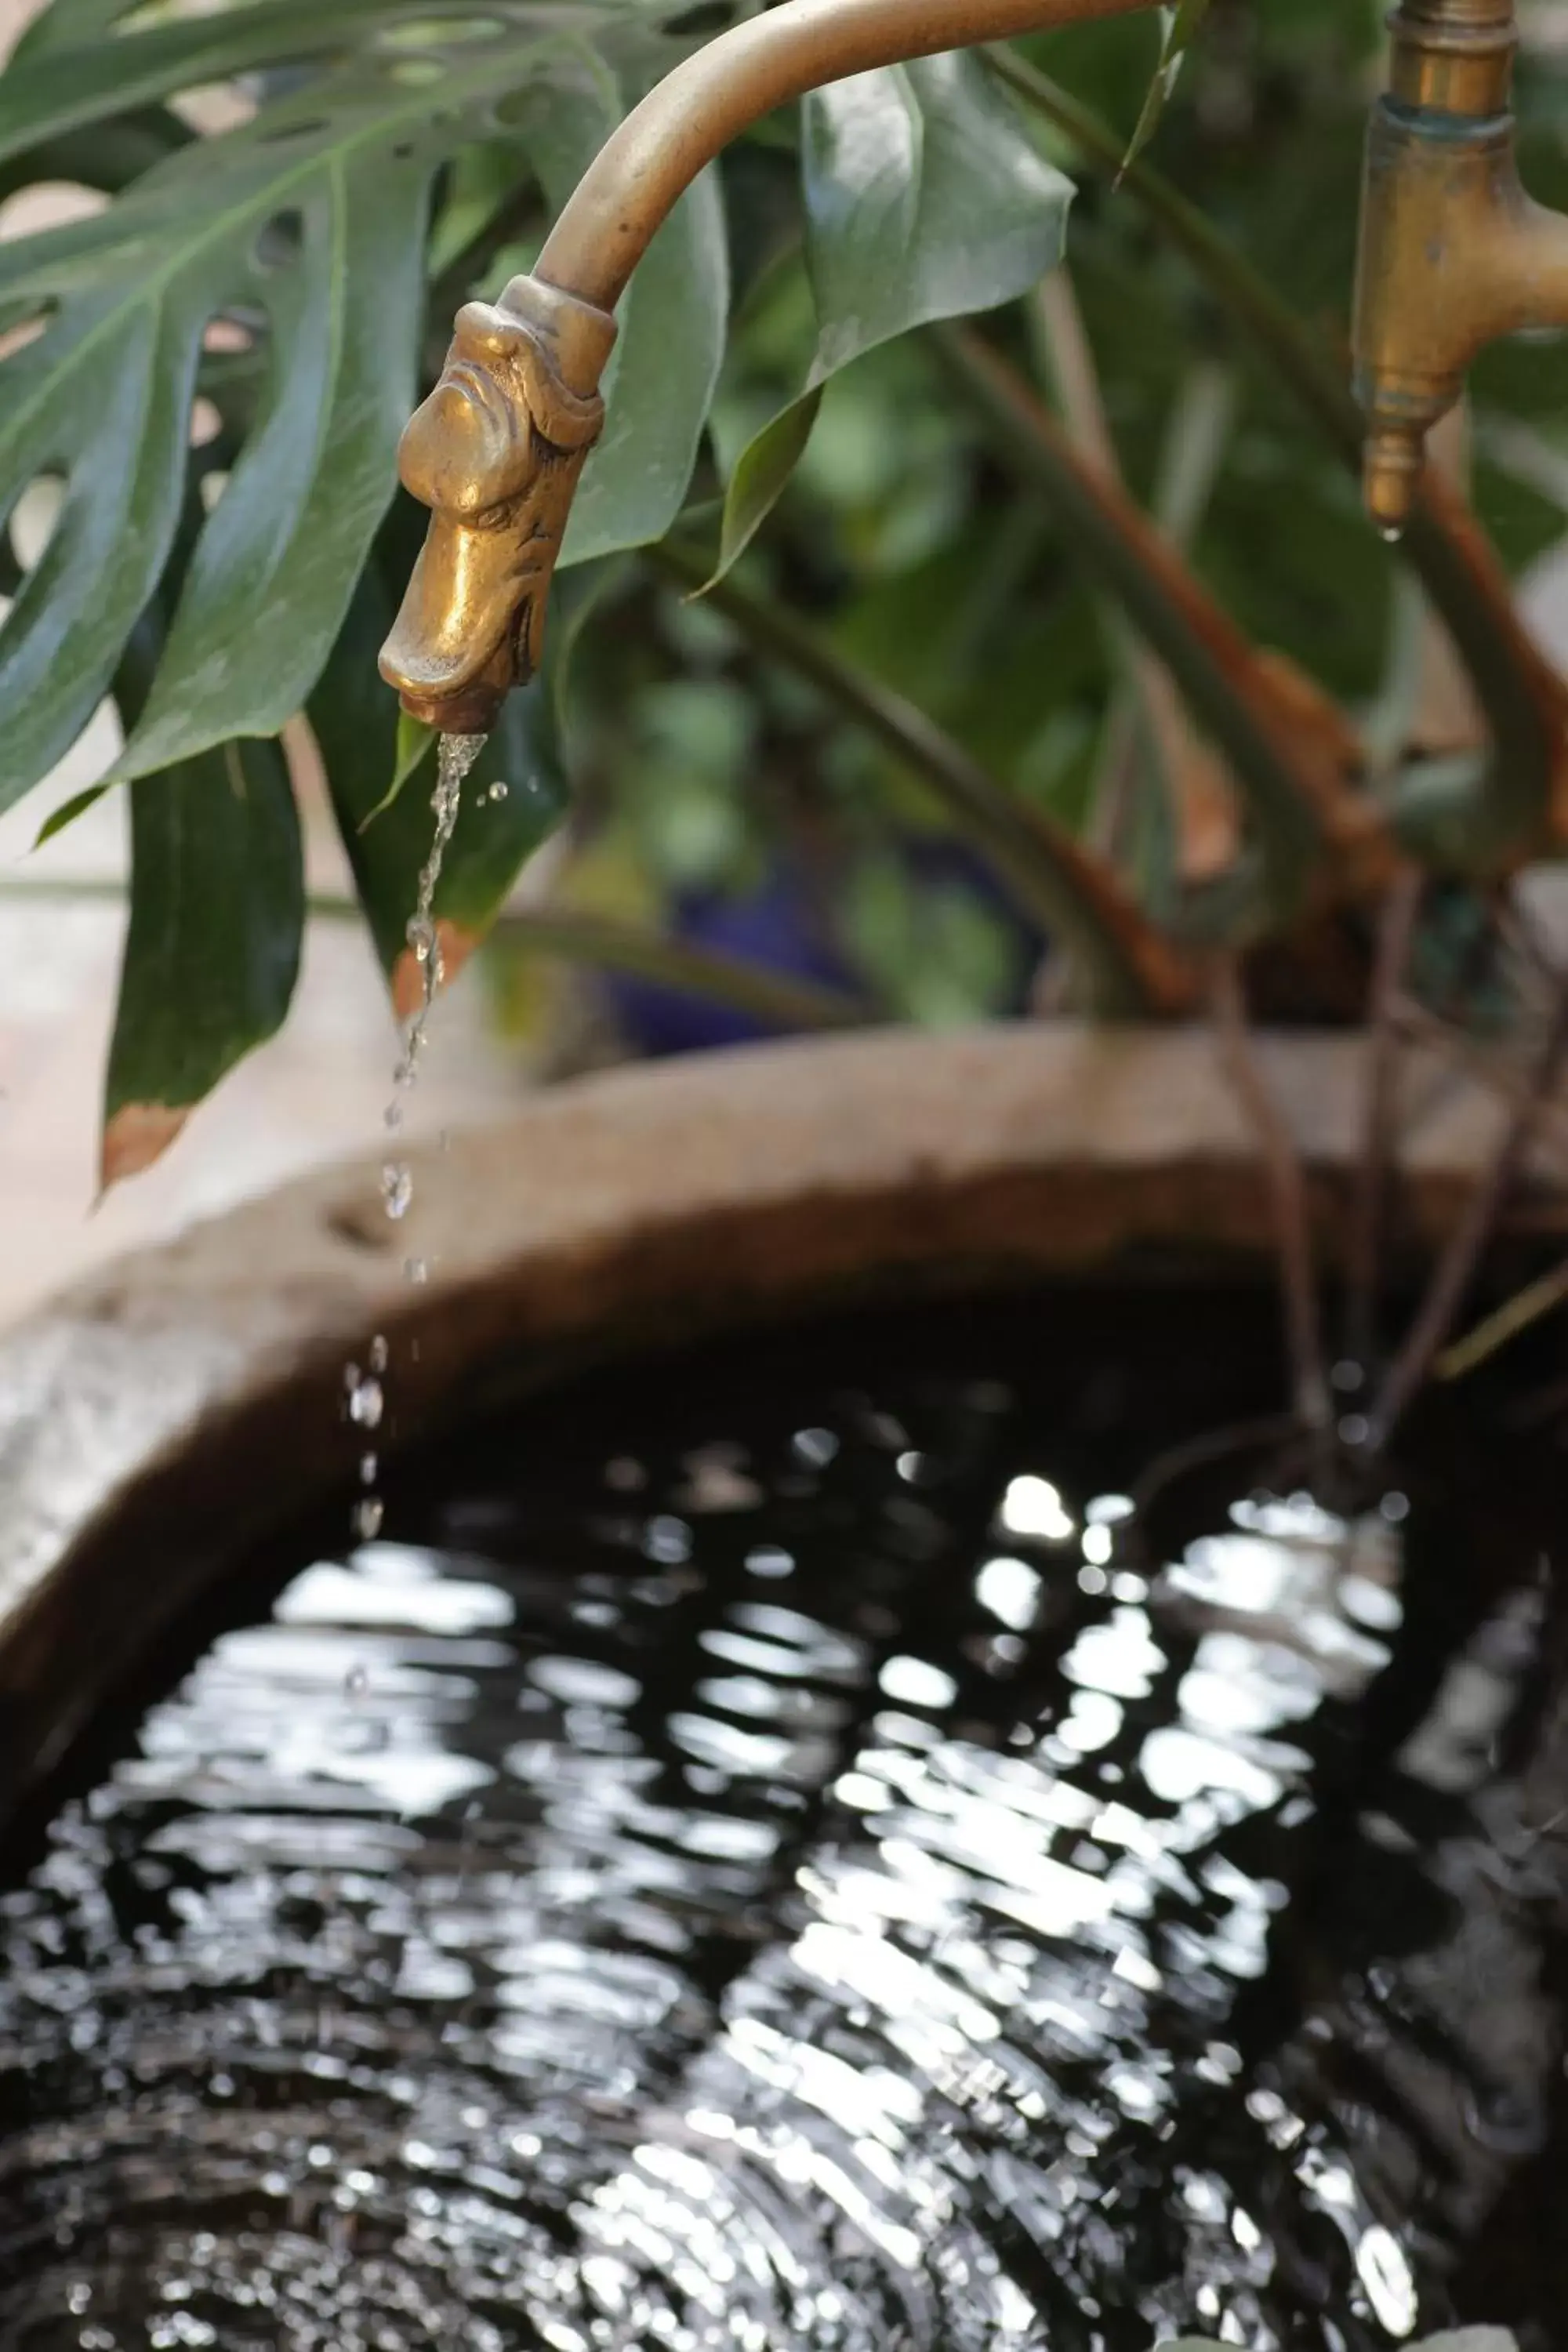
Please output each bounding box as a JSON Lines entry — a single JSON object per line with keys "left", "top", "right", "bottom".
{"left": 1354, "top": 0, "right": 1568, "bottom": 532}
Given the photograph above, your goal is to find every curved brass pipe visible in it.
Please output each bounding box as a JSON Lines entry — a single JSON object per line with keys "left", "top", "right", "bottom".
{"left": 379, "top": 0, "right": 1156, "bottom": 730}
{"left": 538, "top": 0, "right": 1152, "bottom": 307}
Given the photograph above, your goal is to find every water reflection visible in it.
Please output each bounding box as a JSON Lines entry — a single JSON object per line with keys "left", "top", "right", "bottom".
{"left": 1, "top": 1323, "right": 1564, "bottom": 2350}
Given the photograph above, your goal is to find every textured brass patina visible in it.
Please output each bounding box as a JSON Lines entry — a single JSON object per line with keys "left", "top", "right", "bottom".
{"left": 1355, "top": 0, "right": 1566, "bottom": 532}
{"left": 380, "top": 277, "right": 616, "bottom": 732}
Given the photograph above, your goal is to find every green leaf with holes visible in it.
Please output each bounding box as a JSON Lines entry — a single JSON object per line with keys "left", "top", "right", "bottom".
{"left": 0, "top": 0, "right": 735, "bottom": 811}
{"left": 103, "top": 733, "right": 303, "bottom": 1187}
{"left": 706, "top": 51, "right": 1074, "bottom": 585}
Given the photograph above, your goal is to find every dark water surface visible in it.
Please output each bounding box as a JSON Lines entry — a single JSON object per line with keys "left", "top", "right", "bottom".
{"left": 4, "top": 1288, "right": 1568, "bottom": 2352}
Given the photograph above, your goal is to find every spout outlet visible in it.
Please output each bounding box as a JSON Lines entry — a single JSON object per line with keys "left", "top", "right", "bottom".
{"left": 1363, "top": 426, "right": 1426, "bottom": 536}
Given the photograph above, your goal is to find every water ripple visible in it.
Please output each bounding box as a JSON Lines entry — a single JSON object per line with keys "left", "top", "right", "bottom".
{"left": 2, "top": 1308, "right": 1565, "bottom": 2350}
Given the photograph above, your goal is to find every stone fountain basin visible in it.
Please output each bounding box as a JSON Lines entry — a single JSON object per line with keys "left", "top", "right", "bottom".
{"left": 1, "top": 1021, "right": 1561, "bottom": 1830}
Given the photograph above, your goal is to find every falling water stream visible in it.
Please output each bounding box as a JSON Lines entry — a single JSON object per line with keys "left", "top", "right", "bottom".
{"left": 2, "top": 1292, "right": 1567, "bottom": 2350}
{"left": 346, "top": 731, "right": 488, "bottom": 1544}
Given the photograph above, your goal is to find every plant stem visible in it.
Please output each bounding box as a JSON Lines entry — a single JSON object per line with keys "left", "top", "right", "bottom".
{"left": 935, "top": 323, "right": 1388, "bottom": 923}
{"left": 495, "top": 906, "right": 873, "bottom": 1033}
{"left": 1030, "top": 271, "right": 1231, "bottom": 881}
{"left": 1388, "top": 992, "right": 1568, "bottom": 1165}
{"left": 1346, "top": 872, "right": 1422, "bottom": 1370}
{"left": 1212, "top": 957, "right": 1330, "bottom": 1433}
{"left": 650, "top": 537, "right": 1194, "bottom": 1015}
{"left": 0, "top": 874, "right": 874, "bottom": 1034}
{"left": 1437, "top": 1254, "right": 1568, "bottom": 1383}
{"left": 1370, "top": 979, "right": 1568, "bottom": 1446}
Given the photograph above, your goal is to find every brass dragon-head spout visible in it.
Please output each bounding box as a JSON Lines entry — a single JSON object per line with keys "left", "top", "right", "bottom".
{"left": 378, "top": 275, "right": 617, "bottom": 734}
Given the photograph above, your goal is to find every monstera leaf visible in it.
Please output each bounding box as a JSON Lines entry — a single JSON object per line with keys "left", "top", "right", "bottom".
{"left": 710, "top": 50, "right": 1075, "bottom": 582}
{"left": 0, "top": 0, "right": 740, "bottom": 1179}
{"left": 103, "top": 732, "right": 304, "bottom": 1187}
{"left": 0, "top": 0, "right": 735, "bottom": 810}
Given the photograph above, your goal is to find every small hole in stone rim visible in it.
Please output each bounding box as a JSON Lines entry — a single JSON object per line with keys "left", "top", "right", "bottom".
{"left": 326, "top": 1204, "right": 397, "bottom": 1254}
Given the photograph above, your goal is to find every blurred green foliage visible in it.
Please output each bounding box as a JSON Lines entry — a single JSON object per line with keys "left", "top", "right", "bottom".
{"left": 518, "top": 0, "right": 1568, "bottom": 1047}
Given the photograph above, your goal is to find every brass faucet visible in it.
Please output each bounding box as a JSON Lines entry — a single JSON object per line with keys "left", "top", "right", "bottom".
{"left": 1355, "top": 0, "right": 1568, "bottom": 535}
{"left": 378, "top": 0, "right": 1156, "bottom": 731}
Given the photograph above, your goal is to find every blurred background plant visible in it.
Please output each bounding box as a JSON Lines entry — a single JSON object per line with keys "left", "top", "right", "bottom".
{"left": 488, "top": 0, "right": 1568, "bottom": 1064}
{"left": 6, "top": 0, "right": 1568, "bottom": 1165}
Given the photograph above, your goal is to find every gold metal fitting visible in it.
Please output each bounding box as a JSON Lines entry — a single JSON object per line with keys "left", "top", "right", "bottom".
{"left": 1387, "top": 0, "right": 1517, "bottom": 118}
{"left": 1353, "top": 0, "right": 1568, "bottom": 533}
{"left": 378, "top": 277, "right": 617, "bottom": 733}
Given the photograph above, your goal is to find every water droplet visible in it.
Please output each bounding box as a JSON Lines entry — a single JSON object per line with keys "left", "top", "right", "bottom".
{"left": 488, "top": 780, "right": 509, "bottom": 803}
{"left": 348, "top": 1377, "right": 383, "bottom": 1431}
{"left": 1380, "top": 524, "right": 1403, "bottom": 546}
{"left": 341, "top": 737, "right": 484, "bottom": 1637}
{"left": 352, "top": 1497, "right": 385, "bottom": 1541}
